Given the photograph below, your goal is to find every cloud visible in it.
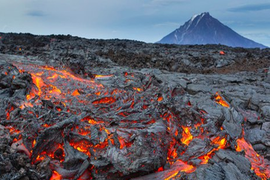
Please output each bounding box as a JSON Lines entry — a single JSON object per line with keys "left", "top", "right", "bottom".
{"left": 228, "top": 3, "right": 270, "bottom": 12}
{"left": 26, "top": 10, "right": 46, "bottom": 17}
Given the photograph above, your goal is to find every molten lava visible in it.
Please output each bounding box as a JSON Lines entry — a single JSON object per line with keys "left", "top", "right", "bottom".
{"left": 164, "top": 160, "right": 196, "bottom": 180}
{"left": 181, "top": 126, "right": 193, "bottom": 145}
{"left": 199, "top": 137, "right": 227, "bottom": 165}
{"left": 219, "top": 51, "right": 225, "bottom": 55}
{"left": 2, "top": 62, "right": 268, "bottom": 180}
{"left": 50, "top": 171, "right": 62, "bottom": 180}
{"left": 236, "top": 138, "right": 270, "bottom": 180}
{"left": 214, "top": 92, "right": 230, "bottom": 108}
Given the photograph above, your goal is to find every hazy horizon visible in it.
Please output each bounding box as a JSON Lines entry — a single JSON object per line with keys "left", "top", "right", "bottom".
{"left": 1, "top": 0, "right": 270, "bottom": 47}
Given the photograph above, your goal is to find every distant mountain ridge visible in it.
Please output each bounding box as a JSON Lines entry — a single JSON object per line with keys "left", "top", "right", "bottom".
{"left": 158, "top": 12, "right": 267, "bottom": 48}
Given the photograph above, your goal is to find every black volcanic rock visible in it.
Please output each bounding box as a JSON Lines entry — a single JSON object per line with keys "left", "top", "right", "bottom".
{"left": 158, "top": 12, "right": 267, "bottom": 48}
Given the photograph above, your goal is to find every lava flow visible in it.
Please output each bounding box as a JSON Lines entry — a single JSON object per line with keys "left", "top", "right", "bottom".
{"left": 1, "top": 62, "right": 269, "bottom": 180}
{"left": 214, "top": 91, "right": 230, "bottom": 108}
{"left": 236, "top": 138, "right": 270, "bottom": 180}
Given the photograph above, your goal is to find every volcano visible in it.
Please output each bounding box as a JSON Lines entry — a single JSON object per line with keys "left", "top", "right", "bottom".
{"left": 158, "top": 12, "right": 267, "bottom": 48}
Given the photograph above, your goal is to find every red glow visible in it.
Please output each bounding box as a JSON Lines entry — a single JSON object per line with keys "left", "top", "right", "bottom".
{"left": 6, "top": 126, "right": 21, "bottom": 135}
{"left": 158, "top": 96, "right": 163, "bottom": 102}
{"left": 8, "top": 62, "right": 268, "bottom": 180}
{"left": 236, "top": 138, "right": 270, "bottom": 180}
{"left": 164, "top": 160, "right": 196, "bottom": 180}
{"left": 6, "top": 106, "right": 14, "bottom": 120}
{"left": 70, "top": 142, "right": 92, "bottom": 157}
{"left": 72, "top": 89, "right": 80, "bottom": 96}
{"left": 133, "top": 87, "right": 143, "bottom": 92}
{"left": 181, "top": 126, "right": 193, "bottom": 145}
{"left": 50, "top": 171, "right": 62, "bottom": 180}
{"left": 92, "top": 97, "right": 116, "bottom": 104}
{"left": 214, "top": 92, "right": 229, "bottom": 108}
{"left": 156, "top": 167, "right": 164, "bottom": 172}
{"left": 199, "top": 137, "right": 227, "bottom": 164}
{"left": 118, "top": 137, "right": 125, "bottom": 149}
{"left": 32, "top": 139, "right": 36, "bottom": 148}
{"left": 95, "top": 74, "right": 113, "bottom": 79}
{"left": 32, "top": 74, "right": 45, "bottom": 97}
{"left": 20, "top": 102, "right": 34, "bottom": 109}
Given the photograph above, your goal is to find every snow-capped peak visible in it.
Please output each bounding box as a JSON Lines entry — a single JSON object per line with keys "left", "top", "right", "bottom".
{"left": 158, "top": 12, "right": 267, "bottom": 48}
{"left": 186, "top": 14, "right": 199, "bottom": 30}
{"left": 201, "top": 12, "right": 209, "bottom": 16}
{"left": 190, "top": 14, "right": 199, "bottom": 22}
{"left": 186, "top": 12, "right": 208, "bottom": 30}
{"left": 195, "top": 13, "right": 205, "bottom": 27}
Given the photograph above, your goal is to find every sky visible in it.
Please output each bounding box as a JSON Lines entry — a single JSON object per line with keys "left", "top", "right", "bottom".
{"left": 0, "top": 0, "right": 270, "bottom": 47}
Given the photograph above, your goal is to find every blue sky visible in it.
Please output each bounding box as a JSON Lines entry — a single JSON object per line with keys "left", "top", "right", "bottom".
{"left": 1, "top": 0, "right": 270, "bottom": 46}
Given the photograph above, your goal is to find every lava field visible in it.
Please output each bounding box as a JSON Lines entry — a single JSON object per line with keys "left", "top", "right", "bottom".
{"left": 0, "top": 33, "right": 270, "bottom": 180}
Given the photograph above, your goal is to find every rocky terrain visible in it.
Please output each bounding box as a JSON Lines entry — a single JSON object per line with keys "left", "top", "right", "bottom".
{"left": 0, "top": 32, "right": 270, "bottom": 75}
{"left": 0, "top": 32, "right": 270, "bottom": 180}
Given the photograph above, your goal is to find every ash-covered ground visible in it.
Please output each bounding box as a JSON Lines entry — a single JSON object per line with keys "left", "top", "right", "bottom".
{"left": 0, "top": 33, "right": 270, "bottom": 180}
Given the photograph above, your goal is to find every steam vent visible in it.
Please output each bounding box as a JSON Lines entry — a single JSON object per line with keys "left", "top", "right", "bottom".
{"left": 0, "top": 33, "right": 270, "bottom": 180}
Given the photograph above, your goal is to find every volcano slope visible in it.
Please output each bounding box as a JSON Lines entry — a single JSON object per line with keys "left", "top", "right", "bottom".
{"left": 0, "top": 33, "right": 270, "bottom": 180}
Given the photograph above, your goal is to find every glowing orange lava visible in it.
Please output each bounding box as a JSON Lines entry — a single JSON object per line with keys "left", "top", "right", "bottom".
{"left": 6, "top": 126, "right": 21, "bottom": 135}
{"left": 50, "top": 171, "right": 62, "bottom": 180}
{"left": 92, "top": 97, "right": 116, "bottom": 104}
{"left": 72, "top": 89, "right": 80, "bottom": 96}
{"left": 164, "top": 160, "right": 196, "bottom": 180}
{"left": 158, "top": 96, "right": 163, "bottom": 102}
{"left": 220, "top": 51, "right": 225, "bottom": 55}
{"left": 199, "top": 137, "right": 227, "bottom": 164}
{"left": 11, "top": 63, "right": 108, "bottom": 110}
{"left": 214, "top": 92, "right": 230, "bottom": 108}
{"left": 181, "top": 126, "right": 193, "bottom": 145}
{"left": 95, "top": 74, "right": 113, "bottom": 79}
{"left": 6, "top": 106, "right": 14, "bottom": 120}
{"left": 236, "top": 138, "right": 270, "bottom": 180}
{"left": 7, "top": 62, "right": 268, "bottom": 180}
{"left": 133, "top": 87, "right": 143, "bottom": 92}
